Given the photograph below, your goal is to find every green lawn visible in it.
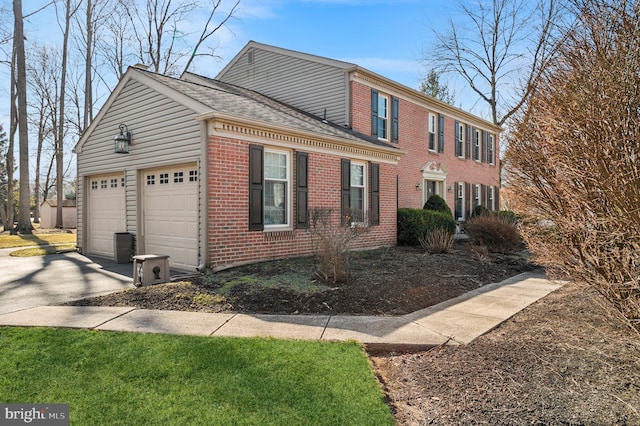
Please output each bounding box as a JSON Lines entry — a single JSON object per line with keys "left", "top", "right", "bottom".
{"left": 0, "top": 233, "right": 77, "bottom": 249}
{"left": 0, "top": 327, "right": 394, "bottom": 425}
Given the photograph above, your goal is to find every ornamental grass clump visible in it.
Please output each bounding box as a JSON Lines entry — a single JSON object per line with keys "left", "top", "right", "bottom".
{"left": 419, "top": 228, "right": 455, "bottom": 254}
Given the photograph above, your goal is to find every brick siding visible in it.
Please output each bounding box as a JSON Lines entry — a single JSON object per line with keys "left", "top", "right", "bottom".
{"left": 351, "top": 80, "right": 500, "bottom": 212}
{"left": 207, "top": 135, "right": 397, "bottom": 270}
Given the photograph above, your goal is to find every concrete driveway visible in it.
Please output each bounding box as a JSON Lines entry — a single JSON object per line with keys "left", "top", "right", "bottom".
{"left": 0, "top": 248, "right": 134, "bottom": 315}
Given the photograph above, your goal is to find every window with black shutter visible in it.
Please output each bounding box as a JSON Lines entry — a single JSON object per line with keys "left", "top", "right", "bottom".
{"left": 341, "top": 159, "right": 351, "bottom": 224}
{"left": 248, "top": 144, "right": 264, "bottom": 231}
{"left": 296, "top": 152, "right": 308, "bottom": 228}
{"left": 438, "top": 113, "right": 445, "bottom": 153}
{"left": 370, "top": 163, "right": 380, "bottom": 226}
{"left": 392, "top": 97, "right": 399, "bottom": 143}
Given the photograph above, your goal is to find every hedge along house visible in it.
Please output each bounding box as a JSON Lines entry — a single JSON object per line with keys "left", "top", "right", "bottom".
{"left": 216, "top": 41, "right": 502, "bottom": 223}
{"left": 74, "top": 66, "right": 403, "bottom": 272}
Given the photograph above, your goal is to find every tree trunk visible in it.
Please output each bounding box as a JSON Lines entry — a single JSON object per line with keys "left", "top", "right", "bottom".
{"left": 56, "top": 0, "right": 73, "bottom": 229}
{"left": 13, "top": 0, "right": 32, "bottom": 234}
{"left": 83, "top": 0, "right": 93, "bottom": 131}
{"left": 5, "top": 47, "right": 16, "bottom": 233}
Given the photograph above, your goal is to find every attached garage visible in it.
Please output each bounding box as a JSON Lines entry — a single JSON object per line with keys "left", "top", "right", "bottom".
{"left": 87, "top": 173, "right": 126, "bottom": 258}
{"left": 141, "top": 164, "right": 199, "bottom": 271}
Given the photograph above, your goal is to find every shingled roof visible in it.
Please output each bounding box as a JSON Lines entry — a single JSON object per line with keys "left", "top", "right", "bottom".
{"left": 139, "top": 69, "right": 397, "bottom": 150}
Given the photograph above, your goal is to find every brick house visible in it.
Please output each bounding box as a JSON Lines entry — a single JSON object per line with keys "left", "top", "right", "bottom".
{"left": 215, "top": 41, "right": 501, "bottom": 222}
{"left": 74, "top": 66, "right": 402, "bottom": 271}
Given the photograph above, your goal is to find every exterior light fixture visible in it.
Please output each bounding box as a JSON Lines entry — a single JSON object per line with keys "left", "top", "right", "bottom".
{"left": 114, "top": 124, "right": 131, "bottom": 154}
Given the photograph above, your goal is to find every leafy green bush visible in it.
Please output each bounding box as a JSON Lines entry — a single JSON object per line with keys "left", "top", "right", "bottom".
{"left": 397, "top": 208, "right": 456, "bottom": 246}
{"left": 496, "top": 210, "right": 517, "bottom": 224}
{"left": 465, "top": 214, "right": 521, "bottom": 254}
{"left": 423, "top": 194, "right": 453, "bottom": 217}
{"left": 471, "top": 205, "right": 490, "bottom": 218}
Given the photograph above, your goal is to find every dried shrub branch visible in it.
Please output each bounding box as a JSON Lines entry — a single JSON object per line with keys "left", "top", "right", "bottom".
{"left": 506, "top": 0, "right": 640, "bottom": 331}
{"left": 307, "top": 207, "right": 369, "bottom": 284}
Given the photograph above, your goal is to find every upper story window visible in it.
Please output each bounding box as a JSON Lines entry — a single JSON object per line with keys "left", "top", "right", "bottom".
{"left": 473, "top": 129, "right": 481, "bottom": 161}
{"left": 376, "top": 95, "right": 388, "bottom": 140}
{"left": 350, "top": 162, "right": 366, "bottom": 223}
{"left": 488, "top": 133, "right": 495, "bottom": 165}
{"left": 371, "top": 90, "right": 398, "bottom": 142}
{"left": 456, "top": 121, "right": 465, "bottom": 158}
{"left": 428, "top": 113, "right": 437, "bottom": 151}
{"left": 264, "top": 149, "right": 291, "bottom": 227}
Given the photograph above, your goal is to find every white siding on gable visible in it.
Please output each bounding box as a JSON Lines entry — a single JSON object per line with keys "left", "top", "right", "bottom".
{"left": 218, "top": 48, "right": 349, "bottom": 126}
{"left": 77, "top": 78, "right": 204, "bottom": 269}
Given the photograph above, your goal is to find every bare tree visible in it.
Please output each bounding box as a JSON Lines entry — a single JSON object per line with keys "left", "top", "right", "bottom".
{"left": 116, "top": 0, "right": 241, "bottom": 76}
{"left": 180, "top": 0, "right": 240, "bottom": 75}
{"left": 0, "top": 125, "right": 9, "bottom": 230}
{"left": 27, "top": 45, "right": 60, "bottom": 225}
{"left": 506, "top": 0, "right": 640, "bottom": 331}
{"left": 53, "top": 0, "right": 80, "bottom": 228}
{"left": 120, "top": 0, "right": 198, "bottom": 75}
{"left": 429, "top": 0, "right": 564, "bottom": 126}
{"left": 13, "top": 0, "right": 32, "bottom": 234}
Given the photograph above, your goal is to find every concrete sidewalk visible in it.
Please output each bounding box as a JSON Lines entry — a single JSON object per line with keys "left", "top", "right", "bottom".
{"left": 0, "top": 271, "right": 565, "bottom": 349}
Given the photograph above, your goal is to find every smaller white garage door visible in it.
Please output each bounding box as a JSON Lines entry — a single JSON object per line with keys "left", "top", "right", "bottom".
{"left": 143, "top": 165, "right": 198, "bottom": 271}
{"left": 88, "top": 173, "right": 126, "bottom": 258}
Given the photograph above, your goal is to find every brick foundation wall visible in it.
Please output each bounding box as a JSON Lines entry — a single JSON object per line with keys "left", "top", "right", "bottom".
{"left": 207, "top": 135, "right": 397, "bottom": 270}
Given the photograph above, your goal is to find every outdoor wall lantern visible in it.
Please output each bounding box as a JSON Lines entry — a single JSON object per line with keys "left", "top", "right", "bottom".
{"left": 114, "top": 124, "right": 131, "bottom": 154}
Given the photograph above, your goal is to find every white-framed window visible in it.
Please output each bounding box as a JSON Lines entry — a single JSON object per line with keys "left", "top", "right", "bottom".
{"left": 473, "top": 129, "right": 481, "bottom": 161}
{"left": 455, "top": 183, "right": 464, "bottom": 221}
{"left": 488, "top": 133, "right": 495, "bottom": 165}
{"left": 474, "top": 184, "right": 481, "bottom": 208}
{"left": 488, "top": 186, "right": 495, "bottom": 210}
{"left": 350, "top": 162, "right": 367, "bottom": 222}
{"left": 457, "top": 122, "right": 465, "bottom": 158}
{"left": 428, "top": 113, "right": 437, "bottom": 151}
{"left": 377, "top": 95, "right": 389, "bottom": 140}
{"left": 264, "top": 149, "right": 291, "bottom": 227}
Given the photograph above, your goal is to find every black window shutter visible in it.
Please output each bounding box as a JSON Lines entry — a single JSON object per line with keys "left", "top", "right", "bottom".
{"left": 464, "top": 182, "right": 471, "bottom": 219}
{"left": 438, "top": 114, "right": 445, "bottom": 153}
{"left": 341, "top": 159, "right": 351, "bottom": 224}
{"left": 248, "top": 144, "right": 264, "bottom": 231}
{"left": 371, "top": 90, "right": 379, "bottom": 138}
{"left": 370, "top": 163, "right": 380, "bottom": 226}
{"left": 454, "top": 181, "right": 461, "bottom": 220}
{"left": 495, "top": 186, "right": 500, "bottom": 211}
{"left": 481, "top": 184, "right": 487, "bottom": 207}
{"left": 454, "top": 120, "right": 461, "bottom": 157}
{"left": 296, "top": 152, "right": 309, "bottom": 228}
{"left": 392, "top": 97, "right": 399, "bottom": 143}
{"left": 465, "top": 125, "right": 471, "bottom": 159}
{"left": 481, "top": 130, "right": 488, "bottom": 163}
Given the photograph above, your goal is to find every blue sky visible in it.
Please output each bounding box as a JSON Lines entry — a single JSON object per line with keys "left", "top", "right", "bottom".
{"left": 0, "top": 0, "right": 478, "bottom": 140}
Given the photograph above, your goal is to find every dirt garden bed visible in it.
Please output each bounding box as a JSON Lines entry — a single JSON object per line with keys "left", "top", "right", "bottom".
{"left": 68, "top": 241, "right": 536, "bottom": 315}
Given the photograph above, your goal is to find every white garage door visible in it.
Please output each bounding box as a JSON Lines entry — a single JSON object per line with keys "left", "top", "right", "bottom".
{"left": 88, "top": 173, "right": 126, "bottom": 258}
{"left": 143, "top": 164, "right": 198, "bottom": 271}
